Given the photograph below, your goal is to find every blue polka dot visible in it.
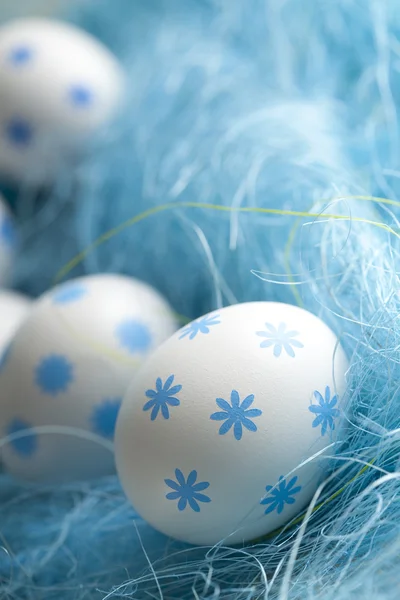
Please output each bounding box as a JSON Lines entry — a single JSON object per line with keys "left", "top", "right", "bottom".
{"left": 1, "top": 215, "right": 16, "bottom": 249}
{"left": 69, "top": 84, "right": 94, "bottom": 108}
{"left": 5, "top": 118, "right": 33, "bottom": 147}
{"left": 7, "top": 45, "right": 34, "bottom": 66}
{"left": 52, "top": 283, "right": 87, "bottom": 305}
{"left": 6, "top": 418, "right": 37, "bottom": 457}
{"left": 35, "top": 355, "right": 73, "bottom": 396}
{"left": 91, "top": 398, "right": 122, "bottom": 439}
{"left": 115, "top": 319, "right": 152, "bottom": 354}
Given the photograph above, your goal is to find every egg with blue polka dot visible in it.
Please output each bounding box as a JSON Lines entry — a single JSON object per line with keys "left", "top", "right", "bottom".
{"left": 0, "top": 193, "right": 16, "bottom": 284}
{"left": 0, "top": 18, "right": 124, "bottom": 183}
{"left": 0, "top": 274, "right": 178, "bottom": 482}
{"left": 115, "top": 301, "right": 349, "bottom": 546}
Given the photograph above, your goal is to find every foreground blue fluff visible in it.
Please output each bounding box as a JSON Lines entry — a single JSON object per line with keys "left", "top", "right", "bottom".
{"left": 2, "top": 0, "right": 400, "bottom": 598}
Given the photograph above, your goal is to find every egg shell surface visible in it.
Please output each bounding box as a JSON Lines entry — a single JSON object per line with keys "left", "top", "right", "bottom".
{"left": 115, "top": 301, "right": 349, "bottom": 546}
{"left": 0, "top": 18, "right": 124, "bottom": 182}
{"left": 0, "top": 290, "right": 32, "bottom": 350}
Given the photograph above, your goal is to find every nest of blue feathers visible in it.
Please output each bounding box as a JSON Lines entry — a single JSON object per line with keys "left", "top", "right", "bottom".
{"left": 1, "top": 0, "right": 400, "bottom": 599}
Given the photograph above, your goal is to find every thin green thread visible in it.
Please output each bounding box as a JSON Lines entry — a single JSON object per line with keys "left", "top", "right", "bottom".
{"left": 55, "top": 196, "right": 400, "bottom": 283}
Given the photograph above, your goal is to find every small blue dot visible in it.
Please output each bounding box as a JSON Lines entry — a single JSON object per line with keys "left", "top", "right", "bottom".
{"left": 35, "top": 354, "right": 73, "bottom": 396}
{"left": 52, "top": 283, "right": 87, "bottom": 305}
{"left": 1, "top": 215, "right": 16, "bottom": 249}
{"left": 5, "top": 118, "right": 33, "bottom": 147}
{"left": 115, "top": 319, "right": 152, "bottom": 354}
{"left": 8, "top": 45, "right": 34, "bottom": 66}
{"left": 91, "top": 398, "right": 122, "bottom": 439}
{"left": 6, "top": 418, "right": 37, "bottom": 457}
{"left": 69, "top": 84, "right": 94, "bottom": 108}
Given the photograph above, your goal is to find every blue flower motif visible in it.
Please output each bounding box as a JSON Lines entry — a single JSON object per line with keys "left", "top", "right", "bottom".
{"left": 143, "top": 375, "right": 182, "bottom": 420}
{"left": 309, "top": 386, "right": 340, "bottom": 436}
{"left": 1, "top": 215, "right": 16, "bottom": 249}
{"left": 256, "top": 322, "right": 304, "bottom": 358}
{"left": 210, "top": 390, "right": 262, "bottom": 441}
{"left": 5, "top": 118, "right": 33, "bottom": 146}
{"left": 35, "top": 354, "right": 73, "bottom": 396}
{"left": 6, "top": 417, "right": 37, "bottom": 457}
{"left": 69, "top": 84, "right": 94, "bottom": 107}
{"left": 165, "top": 468, "right": 211, "bottom": 512}
{"left": 0, "top": 343, "right": 12, "bottom": 373}
{"left": 52, "top": 283, "right": 87, "bottom": 305}
{"left": 260, "top": 475, "right": 302, "bottom": 515}
{"left": 115, "top": 319, "right": 152, "bottom": 354}
{"left": 91, "top": 398, "right": 122, "bottom": 439}
{"left": 8, "top": 45, "right": 34, "bottom": 65}
{"left": 179, "top": 313, "right": 221, "bottom": 340}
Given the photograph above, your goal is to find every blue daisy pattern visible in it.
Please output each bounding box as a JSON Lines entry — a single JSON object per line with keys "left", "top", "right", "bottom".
{"left": 179, "top": 313, "right": 221, "bottom": 341}
{"left": 1, "top": 215, "right": 16, "bottom": 249}
{"left": 165, "top": 468, "right": 211, "bottom": 512}
{"left": 5, "top": 118, "right": 33, "bottom": 147}
{"left": 309, "top": 386, "right": 340, "bottom": 436}
{"left": 52, "top": 283, "right": 87, "bottom": 305}
{"left": 143, "top": 375, "right": 182, "bottom": 421}
{"left": 69, "top": 84, "right": 94, "bottom": 108}
{"left": 210, "top": 390, "right": 262, "bottom": 441}
{"left": 35, "top": 354, "right": 73, "bottom": 396}
{"left": 91, "top": 398, "right": 122, "bottom": 439}
{"left": 256, "top": 322, "right": 304, "bottom": 358}
{"left": 6, "top": 417, "right": 37, "bottom": 457}
{"left": 260, "top": 475, "right": 302, "bottom": 515}
{"left": 7, "top": 45, "right": 34, "bottom": 65}
{"left": 115, "top": 319, "right": 152, "bottom": 354}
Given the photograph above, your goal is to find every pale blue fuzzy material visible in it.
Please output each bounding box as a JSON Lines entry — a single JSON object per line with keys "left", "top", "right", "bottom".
{"left": 2, "top": 0, "right": 400, "bottom": 598}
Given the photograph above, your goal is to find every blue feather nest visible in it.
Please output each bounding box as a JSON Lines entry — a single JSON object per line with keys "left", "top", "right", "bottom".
{"left": 2, "top": 0, "right": 400, "bottom": 598}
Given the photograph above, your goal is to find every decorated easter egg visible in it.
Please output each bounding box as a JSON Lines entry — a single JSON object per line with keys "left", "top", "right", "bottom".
{"left": 0, "top": 194, "right": 16, "bottom": 284}
{"left": 0, "top": 18, "right": 124, "bottom": 183}
{"left": 0, "top": 274, "right": 178, "bottom": 482}
{"left": 115, "top": 301, "right": 348, "bottom": 546}
{"left": 0, "top": 290, "right": 32, "bottom": 353}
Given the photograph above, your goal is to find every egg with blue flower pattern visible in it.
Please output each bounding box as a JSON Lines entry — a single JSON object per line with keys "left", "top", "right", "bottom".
{"left": 115, "top": 301, "right": 348, "bottom": 546}
{"left": 0, "top": 274, "right": 177, "bottom": 482}
{"left": 0, "top": 18, "right": 124, "bottom": 183}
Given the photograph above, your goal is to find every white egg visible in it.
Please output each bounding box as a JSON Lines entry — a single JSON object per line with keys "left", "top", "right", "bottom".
{"left": 0, "top": 18, "right": 124, "bottom": 183}
{"left": 0, "top": 274, "right": 178, "bottom": 482}
{"left": 0, "top": 194, "right": 16, "bottom": 284}
{"left": 0, "top": 290, "right": 32, "bottom": 350}
{"left": 115, "top": 301, "right": 348, "bottom": 546}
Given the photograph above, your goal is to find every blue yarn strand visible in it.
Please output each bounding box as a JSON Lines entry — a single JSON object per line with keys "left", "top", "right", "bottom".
{"left": 2, "top": 0, "right": 400, "bottom": 598}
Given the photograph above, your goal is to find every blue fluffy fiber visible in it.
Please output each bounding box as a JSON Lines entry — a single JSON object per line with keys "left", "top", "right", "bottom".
{"left": 2, "top": 0, "right": 400, "bottom": 598}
